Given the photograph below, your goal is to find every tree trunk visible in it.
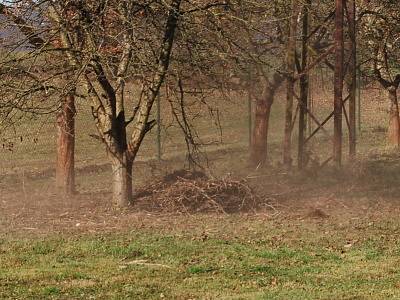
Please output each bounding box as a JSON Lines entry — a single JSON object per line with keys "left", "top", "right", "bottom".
{"left": 250, "top": 94, "right": 273, "bottom": 168}
{"left": 111, "top": 151, "right": 133, "bottom": 207}
{"left": 298, "top": 0, "right": 310, "bottom": 170}
{"left": 387, "top": 87, "right": 400, "bottom": 147}
{"left": 283, "top": 0, "right": 300, "bottom": 169}
{"left": 250, "top": 75, "right": 283, "bottom": 167}
{"left": 56, "top": 94, "right": 75, "bottom": 195}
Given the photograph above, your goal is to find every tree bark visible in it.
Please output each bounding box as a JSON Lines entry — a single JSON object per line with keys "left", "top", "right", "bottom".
{"left": 112, "top": 1, "right": 180, "bottom": 206}
{"left": 110, "top": 151, "right": 133, "bottom": 207}
{"left": 387, "top": 87, "right": 400, "bottom": 147}
{"left": 298, "top": 0, "right": 310, "bottom": 170}
{"left": 250, "top": 94, "right": 273, "bottom": 168}
{"left": 283, "top": 0, "right": 300, "bottom": 168}
{"left": 250, "top": 75, "right": 283, "bottom": 167}
{"left": 56, "top": 94, "right": 75, "bottom": 195}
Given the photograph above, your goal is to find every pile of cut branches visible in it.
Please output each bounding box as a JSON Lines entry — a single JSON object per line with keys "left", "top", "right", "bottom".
{"left": 135, "top": 170, "right": 273, "bottom": 214}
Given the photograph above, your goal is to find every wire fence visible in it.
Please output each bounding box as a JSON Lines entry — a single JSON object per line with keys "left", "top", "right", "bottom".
{"left": 0, "top": 89, "right": 252, "bottom": 178}
{"left": 0, "top": 75, "right": 391, "bottom": 183}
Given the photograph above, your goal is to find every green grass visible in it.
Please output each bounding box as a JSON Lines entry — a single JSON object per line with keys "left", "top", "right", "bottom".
{"left": 2, "top": 219, "right": 400, "bottom": 299}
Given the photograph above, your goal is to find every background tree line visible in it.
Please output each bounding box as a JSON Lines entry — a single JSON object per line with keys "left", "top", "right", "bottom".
{"left": 0, "top": 0, "right": 399, "bottom": 206}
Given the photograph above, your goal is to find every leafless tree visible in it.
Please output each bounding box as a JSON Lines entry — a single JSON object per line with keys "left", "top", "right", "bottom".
{"left": 359, "top": 1, "right": 400, "bottom": 146}
{"left": 0, "top": 1, "right": 77, "bottom": 194}
{"left": 1, "top": 0, "right": 234, "bottom": 206}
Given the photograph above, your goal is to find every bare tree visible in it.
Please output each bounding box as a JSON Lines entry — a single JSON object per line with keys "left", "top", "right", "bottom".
{"left": 359, "top": 1, "right": 400, "bottom": 146}
{"left": 215, "top": 1, "right": 287, "bottom": 167}
{"left": 283, "top": 0, "right": 300, "bottom": 168}
{"left": 45, "top": 1, "right": 184, "bottom": 206}
{"left": 0, "top": 2, "right": 77, "bottom": 195}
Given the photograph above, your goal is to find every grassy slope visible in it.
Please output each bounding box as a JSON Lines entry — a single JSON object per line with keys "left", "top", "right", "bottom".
{"left": 1, "top": 218, "right": 400, "bottom": 300}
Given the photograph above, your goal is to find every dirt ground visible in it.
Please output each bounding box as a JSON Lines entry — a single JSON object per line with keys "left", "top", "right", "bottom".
{"left": 1, "top": 83, "right": 398, "bottom": 237}
{"left": 2, "top": 150, "right": 400, "bottom": 237}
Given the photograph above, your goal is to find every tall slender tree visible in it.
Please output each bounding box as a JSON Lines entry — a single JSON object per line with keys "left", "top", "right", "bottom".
{"left": 283, "top": 0, "right": 300, "bottom": 168}
{"left": 0, "top": 2, "right": 77, "bottom": 195}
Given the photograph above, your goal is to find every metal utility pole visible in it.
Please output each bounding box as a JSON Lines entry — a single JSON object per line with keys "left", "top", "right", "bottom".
{"left": 295, "top": 0, "right": 358, "bottom": 169}
{"left": 348, "top": 0, "right": 357, "bottom": 159}
{"left": 298, "top": 0, "right": 310, "bottom": 170}
{"left": 333, "top": 0, "right": 344, "bottom": 167}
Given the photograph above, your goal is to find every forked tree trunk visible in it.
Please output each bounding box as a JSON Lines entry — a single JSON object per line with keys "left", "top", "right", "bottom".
{"left": 387, "top": 87, "right": 400, "bottom": 147}
{"left": 85, "top": 0, "right": 180, "bottom": 207}
{"left": 56, "top": 94, "right": 75, "bottom": 195}
{"left": 110, "top": 151, "right": 133, "bottom": 207}
{"left": 250, "top": 75, "right": 283, "bottom": 167}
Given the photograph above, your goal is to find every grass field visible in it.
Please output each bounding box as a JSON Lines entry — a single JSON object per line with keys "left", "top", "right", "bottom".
{"left": 1, "top": 82, "right": 400, "bottom": 299}
{"left": 2, "top": 216, "right": 400, "bottom": 299}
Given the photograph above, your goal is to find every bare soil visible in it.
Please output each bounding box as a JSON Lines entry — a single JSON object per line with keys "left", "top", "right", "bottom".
{"left": 1, "top": 84, "right": 398, "bottom": 237}
{"left": 2, "top": 155, "right": 400, "bottom": 237}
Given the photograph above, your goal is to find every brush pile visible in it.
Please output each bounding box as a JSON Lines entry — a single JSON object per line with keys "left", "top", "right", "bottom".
{"left": 135, "top": 170, "right": 271, "bottom": 214}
